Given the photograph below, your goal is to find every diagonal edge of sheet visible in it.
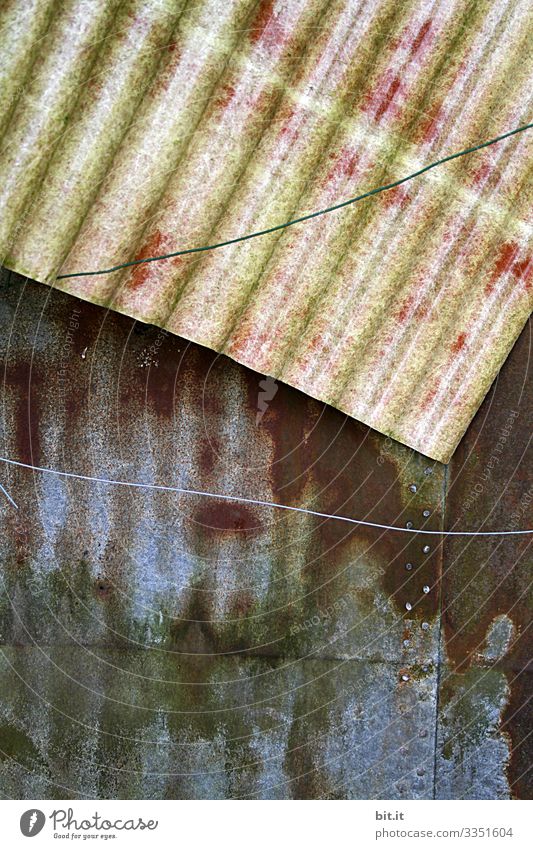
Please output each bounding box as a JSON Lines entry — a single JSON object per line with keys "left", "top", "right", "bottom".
{"left": 0, "top": 0, "right": 532, "bottom": 464}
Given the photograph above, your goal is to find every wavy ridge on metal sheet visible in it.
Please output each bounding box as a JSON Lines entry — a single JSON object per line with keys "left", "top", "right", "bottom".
{"left": 0, "top": 0, "right": 531, "bottom": 463}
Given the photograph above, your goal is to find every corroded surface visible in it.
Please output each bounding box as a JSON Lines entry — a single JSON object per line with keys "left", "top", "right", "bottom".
{"left": 0, "top": 650, "right": 438, "bottom": 800}
{"left": 0, "top": 270, "right": 530, "bottom": 798}
{"left": 437, "top": 322, "right": 533, "bottom": 800}
{"left": 1, "top": 1, "right": 532, "bottom": 462}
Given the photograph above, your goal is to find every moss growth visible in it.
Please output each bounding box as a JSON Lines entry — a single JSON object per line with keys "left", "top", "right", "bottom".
{"left": 0, "top": 723, "right": 41, "bottom": 767}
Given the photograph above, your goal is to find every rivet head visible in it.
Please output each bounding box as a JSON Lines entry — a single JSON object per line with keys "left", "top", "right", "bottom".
{"left": 423, "top": 509, "right": 430, "bottom": 517}
{"left": 405, "top": 562, "right": 413, "bottom": 571}
{"left": 403, "top": 639, "right": 410, "bottom": 648}
{"left": 419, "top": 729, "right": 428, "bottom": 738}
{"left": 423, "top": 544, "right": 431, "bottom": 554}
{"left": 422, "top": 665, "right": 429, "bottom": 673}
{"left": 422, "top": 585, "right": 430, "bottom": 594}
{"left": 424, "top": 467, "right": 433, "bottom": 476}
{"left": 401, "top": 674, "right": 410, "bottom": 682}
{"left": 405, "top": 602, "right": 412, "bottom": 611}
{"left": 409, "top": 484, "right": 417, "bottom": 493}
{"left": 416, "top": 767, "right": 426, "bottom": 777}
{"left": 406, "top": 521, "right": 414, "bottom": 529}
{"left": 421, "top": 622, "right": 430, "bottom": 631}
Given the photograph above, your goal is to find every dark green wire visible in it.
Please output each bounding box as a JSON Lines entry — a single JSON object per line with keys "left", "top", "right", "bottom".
{"left": 57, "top": 121, "right": 532, "bottom": 280}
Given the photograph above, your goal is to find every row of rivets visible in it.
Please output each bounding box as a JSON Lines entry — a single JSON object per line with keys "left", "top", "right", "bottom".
{"left": 400, "top": 474, "right": 436, "bottom": 791}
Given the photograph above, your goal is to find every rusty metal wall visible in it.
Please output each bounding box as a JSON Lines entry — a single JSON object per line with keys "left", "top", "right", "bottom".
{"left": 0, "top": 268, "right": 530, "bottom": 799}
{"left": 437, "top": 324, "right": 533, "bottom": 800}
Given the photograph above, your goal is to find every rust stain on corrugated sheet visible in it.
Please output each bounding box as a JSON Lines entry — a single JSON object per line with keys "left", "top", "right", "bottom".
{"left": 0, "top": 0, "right": 532, "bottom": 462}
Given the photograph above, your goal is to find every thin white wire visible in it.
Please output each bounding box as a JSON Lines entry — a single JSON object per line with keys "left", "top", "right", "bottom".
{"left": 0, "top": 481, "right": 18, "bottom": 509}
{"left": 0, "top": 455, "right": 531, "bottom": 536}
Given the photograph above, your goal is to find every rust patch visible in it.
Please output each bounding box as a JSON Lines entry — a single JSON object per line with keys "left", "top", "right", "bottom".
{"left": 420, "top": 379, "right": 440, "bottom": 412}
{"left": 4, "top": 360, "right": 42, "bottom": 466}
{"left": 443, "top": 315, "right": 532, "bottom": 794}
{"left": 382, "top": 184, "right": 411, "bottom": 209}
{"left": 197, "top": 436, "right": 221, "bottom": 476}
{"left": 278, "top": 108, "right": 298, "bottom": 142}
{"left": 143, "top": 328, "right": 181, "bottom": 418}
{"left": 513, "top": 256, "right": 533, "bottom": 291}
{"left": 215, "top": 82, "right": 236, "bottom": 110}
{"left": 470, "top": 158, "right": 494, "bottom": 188}
{"left": 374, "top": 74, "right": 402, "bottom": 123}
{"left": 128, "top": 231, "right": 178, "bottom": 290}
{"left": 485, "top": 242, "right": 520, "bottom": 294}
{"left": 249, "top": 0, "right": 286, "bottom": 49}
{"left": 417, "top": 103, "right": 444, "bottom": 144}
{"left": 325, "top": 147, "right": 360, "bottom": 183}
{"left": 451, "top": 331, "right": 467, "bottom": 353}
{"left": 250, "top": 372, "right": 442, "bottom": 617}
{"left": 396, "top": 294, "right": 415, "bottom": 324}
{"left": 193, "top": 501, "right": 261, "bottom": 534}
{"left": 502, "top": 668, "right": 532, "bottom": 799}
{"left": 410, "top": 19, "right": 432, "bottom": 55}
{"left": 442, "top": 541, "right": 531, "bottom": 674}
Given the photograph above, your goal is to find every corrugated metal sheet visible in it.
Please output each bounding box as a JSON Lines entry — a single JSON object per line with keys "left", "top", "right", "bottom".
{"left": 0, "top": 0, "right": 532, "bottom": 464}
{"left": 0, "top": 268, "right": 531, "bottom": 798}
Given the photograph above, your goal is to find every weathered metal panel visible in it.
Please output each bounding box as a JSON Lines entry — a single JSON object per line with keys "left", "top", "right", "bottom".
{"left": 1, "top": 269, "right": 531, "bottom": 798}
{"left": 437, "top": 319, "right": 532, "bottom": 799}
{"left": 1, "top": 0, "right": 531, "bottom": 462}
{"left": 0, "top": 649, "right": 438, "bottom": 800}
{"left": 0, "top": 270, "right": 446, "bottom": 666}
{"left": 1, "top": 269, "right": 443, "bottom": 798}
